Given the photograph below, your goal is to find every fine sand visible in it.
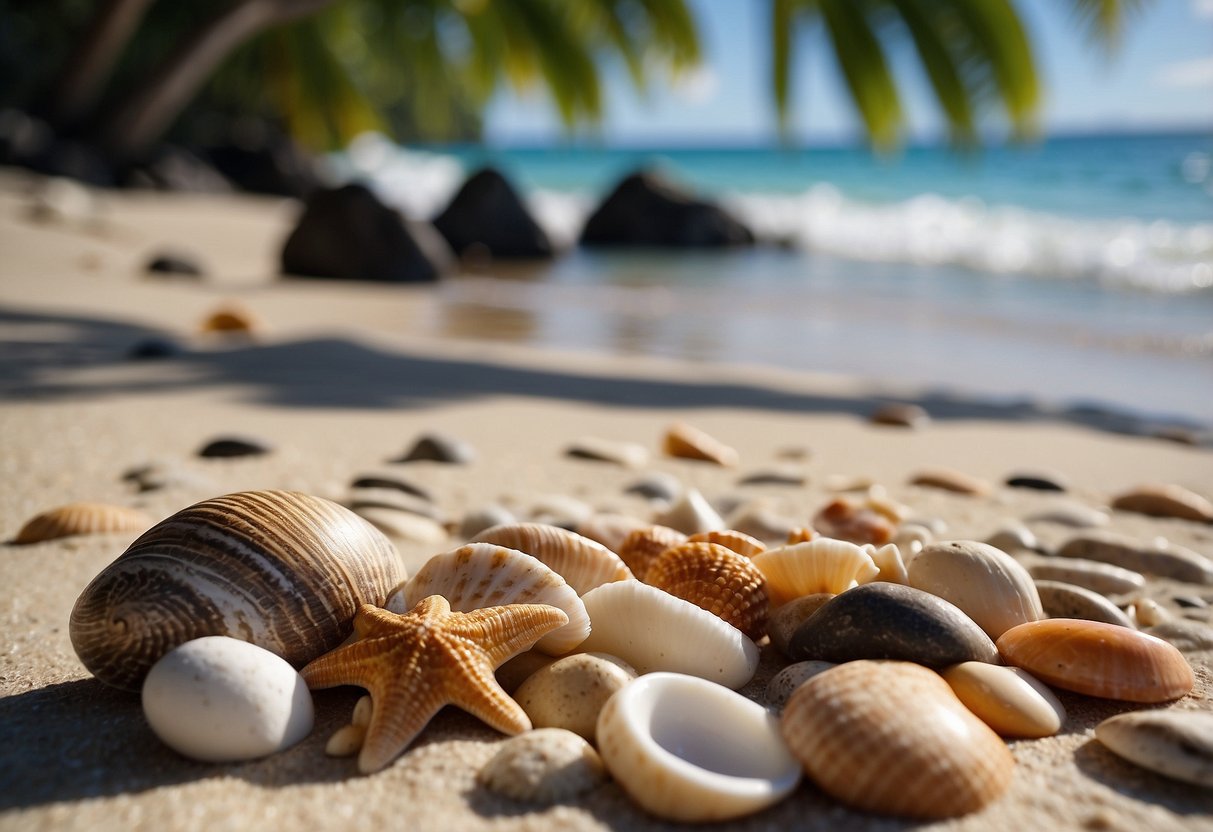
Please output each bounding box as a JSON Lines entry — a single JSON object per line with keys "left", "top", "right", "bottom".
{"left": 1, "top": 169, "right": 1211, "bottom": 831}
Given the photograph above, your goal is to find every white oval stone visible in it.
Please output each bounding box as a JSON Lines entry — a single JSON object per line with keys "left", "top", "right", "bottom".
{"left": 142, "top": 636, "right": 314, "bottom": 762}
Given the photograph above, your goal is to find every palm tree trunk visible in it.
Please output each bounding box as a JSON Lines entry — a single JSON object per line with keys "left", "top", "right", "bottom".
{"left": 99, "top": 0, "right": 336, "bottom": 161}
{"left": 46, "top": 0, "right": 157, "bottom": 131}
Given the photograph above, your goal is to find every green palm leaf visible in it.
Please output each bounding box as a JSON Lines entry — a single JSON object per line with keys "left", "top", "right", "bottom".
{"left": 819, "top": 0, "right": 902, "bottom": 150}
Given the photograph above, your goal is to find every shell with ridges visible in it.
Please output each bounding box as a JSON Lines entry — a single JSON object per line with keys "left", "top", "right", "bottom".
{"left": 644, "top": 542, "right": 769, "bottom": 640}
{"left": 69, "top": 490, "right": 405, "bottom": 691}
{"left": 908, "top": 540, "right": 1043, "bottom": 640}
{"left": 389, "top": 542, "right": 589, "bottom": 655}
{"left": 781, "top": 661, "right": 1014, "bottom": 819}
{"left": 617, "top": 525, "right": 687, "bottom": 581}
{"left": 471, "top": 522, "right": 632, "bottom": 595}
{"left": 14, "top": 502, "right": 153, "bottom": 544}
{"left": 751, "top": 538, "right": 879, "bottom": 606}
{"left": 686, "top": 529, "right": 766, "bottom": 558}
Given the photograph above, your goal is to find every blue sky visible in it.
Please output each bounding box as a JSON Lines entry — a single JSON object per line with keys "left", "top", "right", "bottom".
{"left": 484, "top": 0, "right": 1213, "bottom": 145}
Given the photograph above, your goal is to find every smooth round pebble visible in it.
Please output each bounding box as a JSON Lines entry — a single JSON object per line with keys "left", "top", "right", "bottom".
{"left": 479, "top": 728, "right": 606, "bottom": 803}
{"left": 514, "top": 652, "right": 637, "bottom": 742}
{"left": 1111, "top": 484, "right": 1213, "bottom": 523}
{"left": 1096, "top": 711, "right": 1213, "bottom": 788}
{"left": 984, "top": 521, "right": 1039, "bottom": 554}
{"left": 1022, "top": 556, "right": 1146, "bottom": 598}
{"left": 737, "top": 466, "right": 808, "bottom": 487}
{"left": 941, "top": 662, "right": 1065, "bottom": 738}
{"left": 459, "top": 504, "right": 517, "bottom": 539}
{"left": 141, "top": 636, "right": 313, "bottom": 762}
{"left": 764, "top": 661, "right": 836, "bottom": 710}
{"left": 1034, "top": 580, "right": 1135, "bottom": 628}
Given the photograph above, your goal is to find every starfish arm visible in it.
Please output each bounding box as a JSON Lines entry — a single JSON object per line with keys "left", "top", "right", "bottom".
{"left": 300, "top": 636, "right": 395, "bottom": 690}
{"left": 455, "top": 603, "right": 570, "bottom": 667}
{"left": 358, "top": 683, "right": 447, "bottom": 774}
{"left": 447, "top": 646, "right": 533, "bottom": 737}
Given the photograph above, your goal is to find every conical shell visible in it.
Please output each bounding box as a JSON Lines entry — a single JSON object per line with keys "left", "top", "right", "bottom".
{"left": 686, "top": 529, "right": 766, "bottom": 558}
{"left": 14, "top": 502, "right": 152, "bottom": 544}
{"left": 617, "top": 525, "right": 687, "bottom": 581}
{"left": 472, "top": 523, "right": 632, "bottom": 595}
{"left": 663, "top": 422, "right": 739, "bottom": 466}
{"left": 392, "top": 542, "right": 590, "bottom": 655}
{"left": 69, "top": 490, "right": 405, "bottom": 691}
{"left": 751, "top": 539, "right": 879, "bottom": 606}
{"left": 781, "top": 661, "right": 1015, "bottom": 819}
{"left": 997, "top": 618, "right": 1195, "bottom": 702}
{"left": 645, "top": 542, "right": 769, "bottom": 640}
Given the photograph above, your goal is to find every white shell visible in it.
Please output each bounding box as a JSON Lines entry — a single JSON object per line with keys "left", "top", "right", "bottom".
{"left": 389, "top": 543, "right": 590, "bottom": 655}
{"left": 596, "top": 672, "right": 801, "bottom": 822}
{"left": 864, "top": 543, "right": 909, "bottom": 584}
{"left": 142, "top": 636, "right": 313, "bottom": 762}
{"left": 653, "top": 488, "right": 725, "bottom": 535}
{"left": 578, "top": 581, "right": 759, "bottom": 689}
{"left": 752, "top": 539, "right": 879, "bottom": 606}
{"left": 908, "top": 540, "right": 1043, "bottom": 639}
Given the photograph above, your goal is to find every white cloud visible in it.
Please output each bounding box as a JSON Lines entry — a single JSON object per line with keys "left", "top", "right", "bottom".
{"left": 1155, "top": 56, "right": 1213, "bottom": 88}
{"left": 671, "top": 65, "right": 719, "bottom": 104}
{"left": 1193, "top": 0, "right": 1213, "bottom": 19}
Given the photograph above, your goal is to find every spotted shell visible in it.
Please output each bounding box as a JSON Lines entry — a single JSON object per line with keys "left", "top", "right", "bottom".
{"left": 645, "top": 542, "right": 769, "bottom": 640}
{"left": 13, "top": 502, "right": 152, "bottom": 544}
{"left": 781, "top": 661, "right": 1014, "bottom": 819}
{"left": 663, "top": 422, "right": 739, "bottom": 466}
{"left": 471, "top": 523, "right": 632, "bottom": 595}
{"left": 390, "top": 542, "right": 590, "bottom": 655}
{"left": 617, "top": 525, "right": 687, "bottom": 581}
{"left": 751, "top": 538, "right": 879, "bottom": 606}
{"left": 69, "top": 490, "right": 405, "bottom": 691}
{"left": 686, "top": 529, "right": 766, "bottom": 558}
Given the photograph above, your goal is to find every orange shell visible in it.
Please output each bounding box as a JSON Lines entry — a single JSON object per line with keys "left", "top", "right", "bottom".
{"left": 786, "top": 527, "right": 818, "bottom": 544}
{"left": 617, "top": 525, "right": 687, "bottom": 582}
{"left": 472, "top": 522, "right": 633, "bottom": 595}
{"left": 199, "top": 304, "right": 259, "bottom": 334}
{"left": 812, "top": 498, "right": 894, "bottom": 546}
{"left": 996, "top": 618, "right": 1194, "bottom": 703}
{"left": 645, "top": 542, "right": 769, "bottom": 640}
{"left": 14, "top": 502, "right": 152, "bottom": 544}
{"left": 686, "top": 529, "right": 766, "bottom": 558}
{"left": 662, "top": 422, "right": 739, "bottom": 467}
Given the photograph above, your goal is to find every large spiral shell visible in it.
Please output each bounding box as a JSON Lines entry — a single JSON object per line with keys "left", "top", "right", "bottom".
{"left": 69, "top": 490, "right": 405, "bottom": 691}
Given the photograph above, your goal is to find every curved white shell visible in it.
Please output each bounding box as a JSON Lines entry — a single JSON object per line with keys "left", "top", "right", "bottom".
{"left": 751, "top": 539, "right": 879, "bottom": 606}
{"left": 908, "top": 540, "right": 1043, "bottom": 640}
{"left": 577, "top": 581, "right": 758, "bottom": 689}
{"left": 596, "top": 672, "right": 801, "bottom": 822}
{"left": 389, "top": 543, "right": 589, "bottom": 655}
{"left": 472, "top": 523, "right": 633, "bottom": 595}
{"left": 653, "top": 488, "right": 725, "bottom": 535}
{"left": 864, "top": 543, "right": 909, "bottom": 584}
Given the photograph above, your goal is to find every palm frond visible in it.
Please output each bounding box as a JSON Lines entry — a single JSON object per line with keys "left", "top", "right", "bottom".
{"left": 819, "top": 0, "right": 902, "bottom": 150}
{"left": 1066, "top": 0, "right": 1155, "bottom": 52}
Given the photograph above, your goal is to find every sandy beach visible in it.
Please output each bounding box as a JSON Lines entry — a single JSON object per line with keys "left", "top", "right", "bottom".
{"left": 2, "top": 168, "right": 1211, "bottom": 831}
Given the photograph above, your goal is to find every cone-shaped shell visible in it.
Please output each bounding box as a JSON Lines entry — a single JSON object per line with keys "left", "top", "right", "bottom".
{"left": 686, "top": 529, "right": 766, "bottom": 558}
{"left": 908, "top": 540, "right": 1043, "bottom": 639}
{"left": 578, "top": 581, "right": 759, "bottom": 689}
{"left": 751, "top": 539, "right": 879, "bottom": 606}
{"left": 663, "top": 422, "right": 739, "bottom": 466}
{"left": 645, "top": 542, "right": 769, "bottom": 640}
{"left": 392, "top": 543, "right": 589, "bottom": 655}
{"left": 617, "top": 525, "right": 687, "bottom": 582}
{"left": 69, "top": 490, "right": 404, "bottom": 691}
{"left": 997, "top": 619, "right": 1194, "bottom": 702}
{"left": 781, "top": 661, "right": 1014, "bottom": 819}
{"left": 14, "top": 502, "right": 152, "bottom": 544}
{"left": 472, "top": 523, "right": 632, "bottom": 595}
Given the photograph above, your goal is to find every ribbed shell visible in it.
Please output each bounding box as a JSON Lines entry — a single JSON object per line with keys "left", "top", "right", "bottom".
{"left": 69, "top": 490, "right": 404, "bottom": 691}
{"left": 472, "top": 523, "right": 632, "bottom": 595}
{"left": 393, "top": 542, "right": 590, "bottom": 655}
{"left": 781, "top": 661, "right": 1014, "bottom": 819}
{"left": 14, "top": 502, "right": 152, "bottom": 544}
{"left": 997, "top": 618, "right": 1194, "bottom": 703}
{"left": 645, "top": 542, "right": 769, "bottom": 640}
{"left": 617, "top": 525, "right": 687, "bottom": 582}
{"left": 686, "top": 529, "right": 766, "bottom": 558}
{"left": 751, "top": 538, "right": 879, "bottom": 606}
{"left": 662, "top": 422, "right": 739, "bottom": 466}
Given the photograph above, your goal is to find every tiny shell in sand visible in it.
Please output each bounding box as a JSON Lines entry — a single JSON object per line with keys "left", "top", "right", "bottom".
{"left": 13, "top": 502, "right": 152, "bottom": 544}
{"left": 662, "top": 422, "right": 739, "bottom": 466}
{"left": 1110, "top": 483, "right": 1213, "bottom": 523}
{"left": 811, "top": 498, "right": 894, "bottom": 546}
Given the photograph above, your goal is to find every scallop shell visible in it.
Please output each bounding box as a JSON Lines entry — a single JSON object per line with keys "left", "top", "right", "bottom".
{"left": 597, "top": 672, "right": 801, "bottom": 822}
{"left": 578, "top": 581, "right": 759, "bottom": 689}
{"left": 390, "top": 542, "right": 590, "bottom": 655}
{"left": 786, "top": 527, "right": 818, "bottom": 544}
{"left": 751, "top": 539, "right": 879, "bottom": 606}
{"left": 812, "top": 498, "right": 894, "bottom": 546}
{"left": 471, "top": 523, "right": 632, "bottom": 595}
{"left": 479, "top": 728, "right": 607, "bottom": 803}
{"left": 644, "top": 542, "right": 769, "bottom": 640}
{"left": 781, "top": 661, "right": 1014, "bottom": 818}
{"left": 69, "top": 490, "right": 405, "bottom": 691}
{"left": 13, "top": 502, "right": 152, "bottom": 544}
{"left": 663, "top": 422, "right": 739, "bottom": 466}
{"left": 617, "top": 525, "right": 687, "bottom": 581}
{"left": 997, "top": 618, "right": 1195, "bottom": 702}
{"left": 686, "top": 529, "right": 766, "bottom": 558}
{"left": 908, "top": 540, "right": 1043, "bottom": 640}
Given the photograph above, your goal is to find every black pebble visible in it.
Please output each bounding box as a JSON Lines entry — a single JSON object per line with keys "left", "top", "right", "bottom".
{"left": 350, "top": 475, "right": 432, "bottom": 502}
{"left": 127, "top": 337, "right": 184, "bottom": 359}
{"left": 146, "top": 252, "right": 204, "bottom": 278}
{"left": 198, "top": 436, "right": 273, "bottom": 458}
{"left": 392, "top": 433, "right": 475, "bottom": 464}
{"left": 1004, "top": 474, "right": 1067, "bottom": 492}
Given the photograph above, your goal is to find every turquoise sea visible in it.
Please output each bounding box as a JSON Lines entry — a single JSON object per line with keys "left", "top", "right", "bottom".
{"left": 334, "top": 131, "right": 1213, "bottom": 424}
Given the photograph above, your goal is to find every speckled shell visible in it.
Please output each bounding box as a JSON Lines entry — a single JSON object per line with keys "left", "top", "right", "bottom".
{"left": 478, "top": 728, "right": 607, "bottom": 803}
{"left": 662, "top": 422, "right": 739, "bottom": 466}
{"left": 781, "top": 661, "right": 1015, "bottom": 819}
{"left": 69, "top": 490, "right": 405, "bottom": 691}
{"left": 811, "top": 498, "right": 894, "bottom": 546}
{"left": 390, "top": 542, "right": 590, "bottom": 655}
{"left": 471, "top": 523, "right": 633, "bottom": 595}
{"left": 14, "top": 502, "right": 152, "bottom": 544}
{"left": 644, "top": 542, "right": 769, "bottom": 640}
{"left": 997, "top": 619, "right": 1195, "bottom": 703}
{"left": 751, "top": 539, "right": 879, "bottom": 606}
{"left": 617, "top": 525, "right": 687, "bottom": 581}
{"left": 908, "top": 540, "right": 1043, "bottom": 640}
{"left": 686, "top": 529, "right": 766, "bottom": 558}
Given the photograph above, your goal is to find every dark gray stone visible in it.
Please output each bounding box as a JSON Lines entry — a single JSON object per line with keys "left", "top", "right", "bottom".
{"left": 432, "top": 167, "right": 553, "bottom": 258}
{"left": 197, "top": 435, "right": 273, "bottom": 458}
{"left": 392, "top": 433, "right": 475, "bottom": 464}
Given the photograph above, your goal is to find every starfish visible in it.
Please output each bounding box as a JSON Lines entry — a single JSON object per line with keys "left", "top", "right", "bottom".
{"left": 301, "top": 595, "right": 569, "bottom": 774}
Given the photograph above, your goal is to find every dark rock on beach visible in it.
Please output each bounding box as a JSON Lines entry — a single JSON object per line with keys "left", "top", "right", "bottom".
{"left": 197, "top": 435, "right": 273, "bottom": 458}
{"left": 392, "top": 433, "right": 476, "bottom": 464}
{"left": 145, "top": 252, "right": 204, "bottom": 278}
{"left": 433, "top": 167, "right": 553, "bottom": 259}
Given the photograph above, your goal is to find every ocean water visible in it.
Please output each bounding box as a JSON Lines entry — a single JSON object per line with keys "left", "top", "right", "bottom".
{"left": 331, "top": 132, "right": 1213, "bottom": 424}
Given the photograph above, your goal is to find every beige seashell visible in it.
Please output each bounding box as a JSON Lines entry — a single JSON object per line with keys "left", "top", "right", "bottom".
{"left": 479, "top": 728, "right": 607, "bottom": 803}
{"left": 751, "top": 539, "right": 879, "bottom": 606}
{"left": 69, "top": 490, "right": 404, "bottom": 691}
{"left": 864, "top": 485, "right": 912, "bottom": 523}
{"left": 781, "top": 661, "right": 1014, "bottom": 819}
{"left": 908, "top": 468, "right": 991, "bottom": 496}
{"left": 325, "top": 695, "right": 374, "bottom": 756}
{"left": 1025, "top": 503, "right": 1109, "bottom": 528}
{"left": 14, "top": 502, "right": 152, "bottom": 544}
{"left": 764, "top": 660, "right": 836, "bottom": 710}
{"left": 941, "top": 662, "right": 1066, "bottom": 739}
{"left": 576, "top": 513, "right": 649, "bottom": 555}
{"left": 767, "top": 593, "right": 834, "bottom": 657}
{"left": 663, "top": 422, "right": 739, "bottom": 466}
{"left": 1096, "top": 710, "right": 1213, "bottom": 788}
{"left": 390, "top": 542, "right": 589, "bottom": 655}
{"left": 1111, "top": 483, "right": 1213, "bottom": 523}
{"left": 653, "top": 487, "right": 725, "bottom": 535}
{"left": 472, "top": 522, "right": 632, "bottom": 595}
{"left": 1034, "top": 580, "right": 1135, "bottom": 628}
{"left": 644, "top": 542, "right": 769, "bottom": 640}
{"left": 565, "top": 437, "right": 649, "bottom": 468}
{"left": 908, "top": 540, "right": 1043, "bottom": 640}
{"left": 785, "top": 526, "right": 818, "bottom": 544}
{"left": 1134, "top": 597, "right": 1171, "bottom": 628}
{"left": 597, "top": 672, "right": 801, "bottom": 822}
{"left": 578, "top": 581, "right": 759, "bottom": 689}
{"left": 893, "top": 522, "right": 934, "bottom": 556}
{"left": 616, "top": 525, "right": 687, "bottom": 581}
{"left": 514, "top": 652, "right": 636, "bottom": 742}
{"left": 1058, "top": 531, "right": 1213, "bottom": 584}
{"left": 984, "top": 521, "right": 1039, "bottom": 554}
{"left": 864, "top": 543, "right": 908, "bottom": 584}
{"left": 724, "top": 502, "right": 801, "bottom": 543}
{"left": 812, "top": 498, "right": 894, "bottom": 546}
{"left": 686, "top": 529, "right": 766, "bottom": 558}
{"left": 354, "top": 506, "right": 448, "bottom": 544}
{"left": 1022, "top": 555, "right": 1146, "bottom": 598}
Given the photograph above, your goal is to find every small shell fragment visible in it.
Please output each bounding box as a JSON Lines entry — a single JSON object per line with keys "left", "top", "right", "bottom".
{"left": 13, "top": 502, "right": 152, "bottom": 544}
{"left": 908, "top": 468, "right": 991, "bottom": 496}
{"left": 514, "top": 652, "right": 636, "bottom": 742}
{"left": 653, "top": 488, "right": 725, "bottom": 535}
{"left": 865, "top": 543, "right": 908, "bottom": 584}
{"left": 662, "top": 422, "right": 739, "bottom": 467}
{"left": 392, "top": 433, "right": 475, "bottom": 464}
{"left": 811, "top": 498, "right": 893, "bottom": 546}
{"left": 479, "top": 728, "right": 607, "bottom": 803}
{"left": 1096, "top": 710, "right": 1213, "bottom": 788}
{"left": 565, "top": 437, "right": 649, "bottom": 468}
{"left": 737, "top": 466, "right": 807, "bottom": 487}
{"left": 1110, "top": 484, "right": 1213, "bottom": 523}
{"left": 941, "top": 662, "right": 1065, "bottom": 738}
{"left": 199, "top": 304, "right": 259, "bottom": 335}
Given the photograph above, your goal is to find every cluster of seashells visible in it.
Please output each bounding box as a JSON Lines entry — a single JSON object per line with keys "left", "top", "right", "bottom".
{"left": 20, "top": 421, "right": 1213, "bottom": 819}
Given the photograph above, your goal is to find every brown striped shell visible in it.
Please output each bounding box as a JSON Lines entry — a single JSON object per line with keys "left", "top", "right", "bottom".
{"left": 13, "top": 502, "right": 152, "bottom": 544}
{"left": 645, "top": 542, "right": 769, "bottom": 640}
{"left": 617, "top": 525, "right": 687, "bottom": 581}
{"left": 472, "top": 522, "right": 633, "bottom": 595}
{"left": 69, "top": 490, "right": 405, "bottom": 691}
{"left": 686, "top": 529, "right": 767, "bottom": 558}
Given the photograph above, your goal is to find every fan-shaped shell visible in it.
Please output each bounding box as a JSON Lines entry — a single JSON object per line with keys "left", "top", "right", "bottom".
{"left": 644, "top": 542, "right": 769, "bottom": 640}
{"left": 14, "top": 502, "right": 152, "bottom": 544}
{"left": 686, "top": 529, "right": 766, "bottom": 558}
{"left": 69, "top": 490, "right": 405, "bottom": 691}
{"left": 390, "top": 543, "right": 589, "bottom": 655}
{"left": 472, "top": 523, "right": 632, "bottom": 595}
{"left": 578, "top": 581, "right": 759, "bottom": 689}
{"left": 751, "top": 539, "right": 879, "bottom": 606}
{"left": 617, "top": 525, "right": 687, "bottom": 581}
